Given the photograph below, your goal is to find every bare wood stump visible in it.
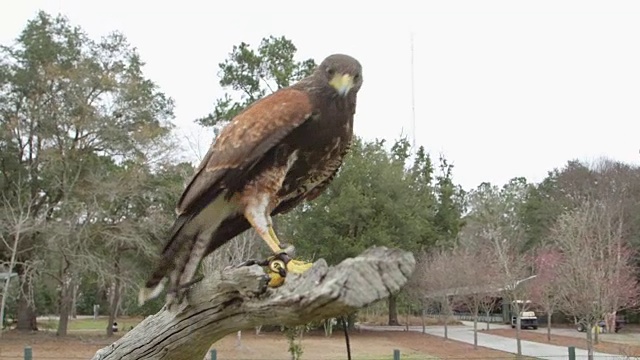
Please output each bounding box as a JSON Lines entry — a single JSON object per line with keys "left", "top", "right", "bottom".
{"left": 92, "top": 246, "right": 415, "bottom": 360}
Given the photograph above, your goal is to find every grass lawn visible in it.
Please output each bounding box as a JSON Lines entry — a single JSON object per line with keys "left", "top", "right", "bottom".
{"left": 37, "top": 316, "right": 143, "bottom": 332}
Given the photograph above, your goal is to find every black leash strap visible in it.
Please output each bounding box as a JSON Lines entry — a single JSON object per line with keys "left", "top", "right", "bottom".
{"left": 340, "top": 316, "right": 352, "bottom": 360}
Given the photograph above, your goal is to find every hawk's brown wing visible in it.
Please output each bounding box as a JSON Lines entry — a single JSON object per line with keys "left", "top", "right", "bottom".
{"left": 176, "top": 88, "right": 314, "bottom": 216}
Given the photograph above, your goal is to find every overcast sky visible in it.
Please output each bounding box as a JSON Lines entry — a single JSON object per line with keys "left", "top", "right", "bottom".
{"left": 2, "top": 0, "right": 639, "bottom": 191}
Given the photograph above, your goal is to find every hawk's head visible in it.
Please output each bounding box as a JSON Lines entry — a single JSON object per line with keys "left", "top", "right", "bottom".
{"left": 317, "top": 54, "right": 363, "bottom": 97}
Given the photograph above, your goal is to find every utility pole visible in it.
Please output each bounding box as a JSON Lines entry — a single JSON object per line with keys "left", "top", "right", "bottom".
{"left": 410, "top": 31, "right": 416, "bottom": 149}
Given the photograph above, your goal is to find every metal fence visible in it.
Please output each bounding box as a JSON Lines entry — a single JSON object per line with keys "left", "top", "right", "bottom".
{"left": 452, "top": 313, "right": 504, "bottom": 323}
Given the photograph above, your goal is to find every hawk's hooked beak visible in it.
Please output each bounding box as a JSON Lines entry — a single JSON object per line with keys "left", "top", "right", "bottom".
{"left": 329, "top": 73, "right": 354, "bottom": 97}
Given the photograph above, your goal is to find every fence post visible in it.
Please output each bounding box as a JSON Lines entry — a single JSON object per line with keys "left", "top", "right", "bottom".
{"left": 568, "top": 346, "right": 576, "bottom": 360}
{"left": 393, "top": 349, "right": 400, "bottom": 360}
{"left": 209, "top": 349, "right": 217, "bottom": 360}
{"left": 24, "top": 346, "right": 32, "bottom": 360}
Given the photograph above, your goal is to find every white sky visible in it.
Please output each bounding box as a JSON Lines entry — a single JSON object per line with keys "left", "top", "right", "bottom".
{"left": 2, "top": 0, "right": 639, "bottom": 191}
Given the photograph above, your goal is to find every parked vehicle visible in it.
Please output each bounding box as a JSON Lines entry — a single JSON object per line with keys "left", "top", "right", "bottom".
{"left": 576, "top": 319, "right": 624, "bottom": 333}
{"left": 511, "top": 311, "right": 538, "bottom": 330}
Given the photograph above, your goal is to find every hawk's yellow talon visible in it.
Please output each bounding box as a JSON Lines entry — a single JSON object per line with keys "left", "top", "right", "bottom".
{"left": 286, "top": 259, "right": 313, "bottom": 274}
{"left": 267, "top": 271, "right": 286, "bottom": 287}
{"left": 264, "top": 257, "right": 313, "bottom": 288}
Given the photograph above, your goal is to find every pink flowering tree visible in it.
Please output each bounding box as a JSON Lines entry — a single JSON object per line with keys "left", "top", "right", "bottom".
{"left": 551, "top": 200, "right": 640, "bottom": 360}
{"left": 529, "top": 247, "right": 563, "bottom": 341}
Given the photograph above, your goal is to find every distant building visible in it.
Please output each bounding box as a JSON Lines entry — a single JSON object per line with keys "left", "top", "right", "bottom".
{"left": 0, "top": 272, "right": 18, "bottom": 281}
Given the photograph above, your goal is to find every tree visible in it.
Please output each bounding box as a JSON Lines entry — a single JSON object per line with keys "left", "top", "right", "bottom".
{"left": 0, "top": 187, "right": 36, "bottom": 337}
{"left": 283, "top": 138, "right": 440, "bottom": 325}
{"left": 419, "top": 248, "right": 460, "bottom": 340}
{"left": 529, "top": 246, "right": 563, "bottom": 341}
{"left": 0, "top": 11, "right": 176, "bottom": 333}
{"left": 551, "top": 200, "right": 640, "bottom": 360}
{"left": 433, "top": 155, "right": 466, "bottom": 248}
{"left": 463, "top": 178, "right": 535, "bottom": 358}
{"left": 196, "top": 35, "right": 316, "bottom": 131}
{"left": 86, "top": 160, "right": 186, "bottom": 336}
{"left": 520, "top": 172, "right": 565, "bottom": 250}
{"left": 453, "top": 244, "right": 500, "bottom": 349}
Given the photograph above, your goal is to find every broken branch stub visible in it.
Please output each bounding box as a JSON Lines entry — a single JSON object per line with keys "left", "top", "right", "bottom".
{"left": 92, "top": 246, "right": 415, "bottom": 360}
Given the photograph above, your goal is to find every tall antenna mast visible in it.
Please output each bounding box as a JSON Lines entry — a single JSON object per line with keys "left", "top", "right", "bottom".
{"left": 410, "top": 31, "right": 416, "bottom": 149}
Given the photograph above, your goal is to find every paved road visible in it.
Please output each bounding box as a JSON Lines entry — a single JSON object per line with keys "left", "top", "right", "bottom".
{"left": 358, "top": 324, "right": 628, "bottom": 359}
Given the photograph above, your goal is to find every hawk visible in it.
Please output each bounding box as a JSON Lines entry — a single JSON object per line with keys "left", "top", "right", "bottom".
{"left": 139, "top": 54, "right": 363, "bottom": 307}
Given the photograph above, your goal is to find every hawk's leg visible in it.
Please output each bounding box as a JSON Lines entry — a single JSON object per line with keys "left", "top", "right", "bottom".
{"left": 243, "top": 198, "right": 313, "bottom": 287}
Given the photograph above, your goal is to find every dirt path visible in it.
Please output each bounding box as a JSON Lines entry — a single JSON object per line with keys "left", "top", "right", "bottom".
{"left": 0, "top": 329, "right": 525, "bottom": 360}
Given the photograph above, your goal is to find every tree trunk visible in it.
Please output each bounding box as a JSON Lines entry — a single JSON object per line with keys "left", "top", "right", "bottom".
{"left": 0, "top": 274, "right": 11, "bottom": 336}
{"left": 0, "top": 232, "right": 19, "bottom": 337}
{"left": 15, "top": 265, "right": 37, "bottom": 332}
{"left": 515, "top": 314, "right": 522, "bottom": 358}
{"left": 473, "top": 312, "right": 478, "bottom": 349}
{"left": 106, "top": 279, "right": 121, "bottom": 336}
{"left": 421, "top": 306, "right": 426, "bottom": 334}
{"left": 443, "top": 298, "right": 449, "bottom": 340}
{"left": 404, "top": 306, "right": 409, "bottom": 331}
{"left": 388, "top": 293, "right": 399, "bottom": 325}
{"left": 585, "top": 321, "right": 594, "bottom": 360}
{"left": 107, "top": 255, "right": 122, "bottom": 337}
{"left": 235, "top": 330, "right": 242, "bottom": 347}
{"left": 485, "top": 310, "right": 491, "bottom": 330}
{"left": 71, "top": 281, "right": 79, "bottom": 319}
{"left": 546, "top": 311, "right": 552, "bottom": 341}
{"left": 91, "top": 247, "right": 415, "bottom": 360}
{"left": 323, "top": 318, "right": 333, "bottom": 337}
{"left": 606, "top": 311, "right": 616, "bottom": 334}
{"left": 56, "top": 274, "right": 73, "bottom": 336}
{"left": 594, "top": 321, "right": 599, "bottom": 344}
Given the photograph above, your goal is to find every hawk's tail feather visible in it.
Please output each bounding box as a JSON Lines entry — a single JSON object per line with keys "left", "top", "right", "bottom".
{"left": 139, "top": 194, "right": 239, "bottom": 306}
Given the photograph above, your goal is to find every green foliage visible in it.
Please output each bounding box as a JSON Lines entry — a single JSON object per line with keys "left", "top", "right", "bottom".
{"left": 282, "top": 324, "right": 310, "bottom": 360}
{"left": 0, "top": 11, "right": 183, "bottom": 333}
{"left": 282, "top": 137, "right": 443, "bottom": 264}
{"left": 433, "top": 156, "right": 466, "bottom": 249}
{"left": 196, "top": 35, "right": 316, "bottom": 131}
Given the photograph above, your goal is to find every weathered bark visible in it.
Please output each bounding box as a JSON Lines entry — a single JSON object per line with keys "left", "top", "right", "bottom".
{"left": 92, "top": 246, "right": 414, "bottom": 360}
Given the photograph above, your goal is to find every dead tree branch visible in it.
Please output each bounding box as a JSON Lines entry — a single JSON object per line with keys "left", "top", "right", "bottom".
{"left": 92, "top": 246, "right": 415, "bottom": 360}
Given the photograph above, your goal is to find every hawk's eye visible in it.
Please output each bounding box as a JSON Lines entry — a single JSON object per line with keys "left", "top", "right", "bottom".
{"left": 354, "top": 73, "right": 361, "bottom": 81}
{"left": 327, "top": 67, "right": 335, "bottom": 76}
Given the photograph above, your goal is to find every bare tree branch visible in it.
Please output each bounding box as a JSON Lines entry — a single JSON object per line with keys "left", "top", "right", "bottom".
{"left": 92, "top": 246, "right": 415, "bottom": 360}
